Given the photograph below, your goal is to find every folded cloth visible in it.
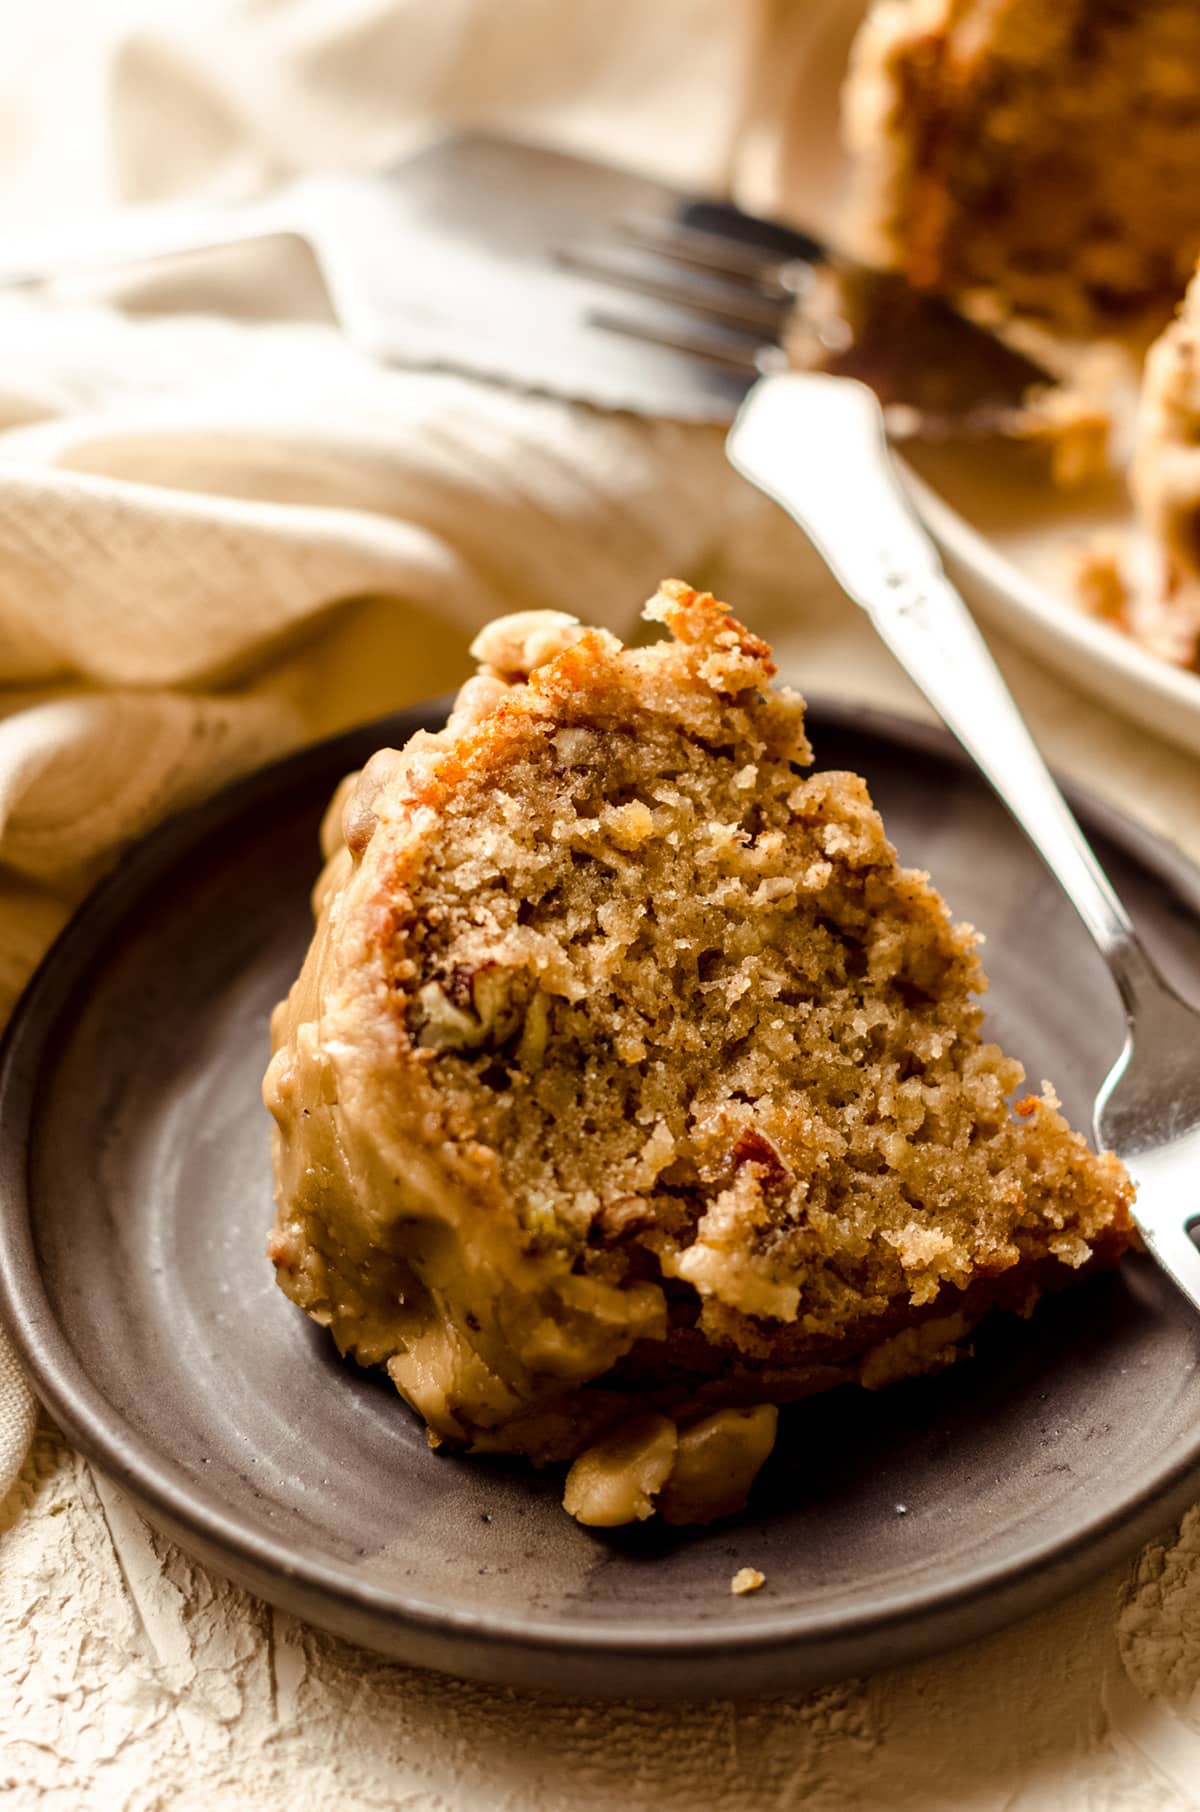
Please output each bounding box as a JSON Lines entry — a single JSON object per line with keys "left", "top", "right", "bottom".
{"left": 0, "top": 283, "right": 815, "bottom": 1496}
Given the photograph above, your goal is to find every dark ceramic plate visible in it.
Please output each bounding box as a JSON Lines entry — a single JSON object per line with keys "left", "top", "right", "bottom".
{"left": 3, "top": 700, "right": 1200, "bottom": 1700}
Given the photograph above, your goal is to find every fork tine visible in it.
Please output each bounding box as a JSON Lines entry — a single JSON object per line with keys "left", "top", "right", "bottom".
{"left": 615, "top": 216, "right": 794, "bottom": 293}
{"left": 586, "top": 308, "right": 775, "bottom": 378}
{"left": 555, "top": 244, "right": 791, "bottom": 338}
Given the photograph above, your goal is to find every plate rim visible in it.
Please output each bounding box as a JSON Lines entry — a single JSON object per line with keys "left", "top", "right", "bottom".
{"left": 4, "top": 697, "right": 1200, "bottom": 1687}
{"left": 904, "top": 464, "right": 1200, "bottom": 759}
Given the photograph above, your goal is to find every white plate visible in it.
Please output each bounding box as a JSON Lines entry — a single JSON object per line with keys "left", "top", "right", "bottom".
{"left": 768, "top": 0, "right": 1200, "bottom": 759}
{"left": 906, "top": 454, "right": 1200, "bottom": 759}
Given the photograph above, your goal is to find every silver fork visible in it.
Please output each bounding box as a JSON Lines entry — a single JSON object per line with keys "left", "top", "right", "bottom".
{"left": 572, "top": 230, "right": 1200, "bottom": 1313}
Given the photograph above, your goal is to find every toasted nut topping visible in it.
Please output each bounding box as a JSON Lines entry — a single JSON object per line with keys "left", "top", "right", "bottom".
{"left": 446, "top": 673, "right": 511, "bottom": 735}
{"left": 342, "top": 747, "right": 406, "bottom": 857}
{"left": 470, "top": 610, "right": 584, "bottom": 681}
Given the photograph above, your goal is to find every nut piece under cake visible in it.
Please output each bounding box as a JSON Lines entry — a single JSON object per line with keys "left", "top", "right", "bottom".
{"left": 264, "top": 583, "right": 1135, "bottom": 1525}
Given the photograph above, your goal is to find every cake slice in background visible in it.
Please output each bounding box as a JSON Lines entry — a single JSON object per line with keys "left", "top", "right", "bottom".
{"left": 1127, "top": 264, "right": 1200, "bottom": 664}
{"left": 842, "top": 0, "right": 1200, "bottom": 669}
{"left": 1073, "top": 263, "right": 1200, "bottom": 667}
{"left": 264, "top": 585, "right": 1135, "bottom": 1526}
{"left": 843, "top": 0, "right": 1200, "bottom": 337}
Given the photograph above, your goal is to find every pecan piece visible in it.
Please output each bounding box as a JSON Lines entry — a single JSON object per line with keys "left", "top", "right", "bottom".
{"left": 730, "top": 1128, "right": 792, "bottom": 1197}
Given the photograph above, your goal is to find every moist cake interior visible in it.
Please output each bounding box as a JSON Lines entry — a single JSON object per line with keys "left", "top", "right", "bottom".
{"left": 265, "top": 586, "right": 1134, "bottom": 1522}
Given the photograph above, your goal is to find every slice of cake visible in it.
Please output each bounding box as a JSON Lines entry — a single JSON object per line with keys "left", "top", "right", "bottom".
{"left": 1073, "top": 262, "right": 1200, "bottom": 667}
{"left": 844, "top": 0, "right": 1200, "bottom": 335}
{"left": 264, "top": 585, "right": 1135, "bottom": 1526}
{"left": 1127, "top": 262, "right": 1200, "bottom": 663}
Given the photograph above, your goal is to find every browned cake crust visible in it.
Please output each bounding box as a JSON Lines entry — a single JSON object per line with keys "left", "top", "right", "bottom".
{"left": 845, "top": 0, "right": 1200, "bottom": 334}
{"left": 264, "top": 584, "right": 1135, "bottom": 1523}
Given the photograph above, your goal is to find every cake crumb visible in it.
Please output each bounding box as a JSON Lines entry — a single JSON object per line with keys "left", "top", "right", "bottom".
{"left": 731, "top": 1567, "right": 766, "bottom": 1596}
{"left": 1072, "top": 538, "right": 1130, "bottom": 627}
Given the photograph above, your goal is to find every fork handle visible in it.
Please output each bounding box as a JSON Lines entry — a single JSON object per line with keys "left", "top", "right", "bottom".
{"left": 0, "top": 195, "right": 297, "bottom": 290}
{"left": 727, "top": 371, "right": 1158, "bottom": 1012}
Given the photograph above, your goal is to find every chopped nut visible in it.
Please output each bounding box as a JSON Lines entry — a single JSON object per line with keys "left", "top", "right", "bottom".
{"left": 470, "top": 965, "right": 522, "bottom": 1041}
{"left": 446, "top": 673, "right": 511, "bottom": 735}
{"left": 858, "top": 1311, "right": 970, "bottom": 1390}
{"left": 731, "top": 1567, "right": 765, "bottom": 1596}
{"left": 516, "top": 990, "right": 550, "bottom": 1068}
{"left": 411, "top": 965, "right": 534, "bottom": 1052}
{"left": 553, "top": 727, "right": 594, "bottom": 763}
{"left": 730, "top": 1129, "right": 792, "bottom": 1199}
{"left": 594, "top": 1195, "right": 655, "bottom": 1241}
{"left": 563, "top": 1413, "right": 678, "bottom": 1526}
{"left": 412, "top": 981, "right": 485, "bottom": 1051}
{"left": 342, "top": 747, "right": 405, "bottom": 857}
{"left": 604, "top": 799, "right": 656, "bottom": 850}
{"left": 319, "top": 771, "right": 359, "bottom": 861}
{"left": 659, "top": 1405, "right": 779, "bottom": 1526}
{"left": 470, "top": 610, "right": 584, "bottom": 681}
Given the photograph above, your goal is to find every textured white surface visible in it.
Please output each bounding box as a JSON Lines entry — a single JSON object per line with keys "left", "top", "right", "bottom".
{"left": 4, "top": 1421, "right": 1200, "bottom": 1812}
{"left": 4, "top": 2, "right": 1200, "bottom": 1806}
